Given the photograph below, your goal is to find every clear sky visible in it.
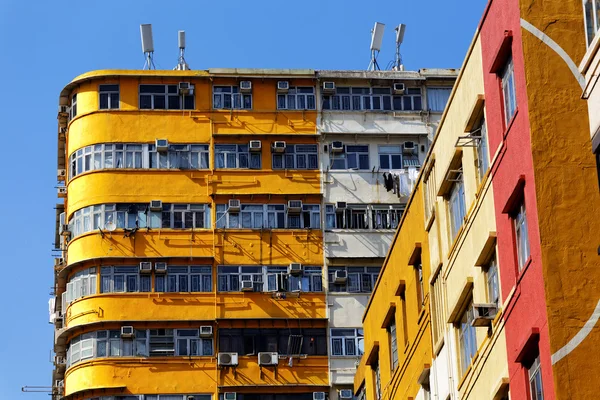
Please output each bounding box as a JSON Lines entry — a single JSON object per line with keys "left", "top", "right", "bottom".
{"left": 0, "top": 0, "right": 486, "bottom": 397}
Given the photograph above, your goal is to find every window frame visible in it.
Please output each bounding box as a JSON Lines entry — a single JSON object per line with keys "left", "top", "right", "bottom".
{"left": 457, "top": 300, "right": 477, "bottom": 376}
{"left": 213, "top": 85, "right": 252, "bottom": 110}
{"left": 70, "top": 93, "right": 77, "bottom": 120}
{"left": 378, "top": 145, "right": 403, "bottom": 170}
{"left": 448, "top": 169, "right": 466, "bottom": 242}
{"left": 214, "top": 144, "right": 261, "bottom": 169}
{"left": 216, "top": 203, "right": 320, "bottom": 229}
{"left": 528, "top": 354, "right": 544, "bottom": 400}
{"left": 217, "top": 265, "right": 323, "bottom": 293}
{"left": 277, "top": 87, "right": 316, "bottom": 110}
{"left": 272, "top": 144, "right": 319, "bottom": 170}
{"left": 514, "top": 201, "right": 531, "bottom": 271}
{"left": 501, "top": 56, "right": 517, "bottom": 125}
{"left": 485, "top": 252, "right": 500, "bottom": 307}
{"left": 387, "top": 316, "right": 398, "bottom": 370}
{"left": 139, "top": 84, "right": 195, "bottom": 110}
{"left": 322, "top": 86, "right": 422, "bottom": 112}
{"left": 475, "top": 115, "right": 490, "bottom": 182}
{"left": 330, "top": 144, "right": 370, "bottom": 170}
{"left": 99, "top": 84, "right": 120, "bottom": 110}
{"left": 583, "top": 0, "right": 600, "bottom": 46}
{"left": 330, "top": 328, "right": 364, "bottom": 357}
{"left": 327, "top": 266, "right": 380, "bottom": 293}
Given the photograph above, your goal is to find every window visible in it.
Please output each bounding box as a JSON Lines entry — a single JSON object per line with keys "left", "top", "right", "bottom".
{"left": 485, "top": 252, "right": 500, "bottom": 307}
{"left": 219, "top": 328, "right": 327, "bottom": 355}
{"left": 217, "top": 265, "right": 322, "bottom": 293}
{"left": 66, "top": 328, "right": 214, "bottom": 367}
{"left": 330, "top": 329, "right": 364, "bottom": 356}
{"left": 69, "top": 203, "right": 210, "bottom": 237}
{"left": 213, "top": 86, "right": 252, "bottom": 109}
{"left": 514, "top": 201, "right": 530, "bottom": 270}
{"left": 328, "top": 267, "right": 380, "bottom": 293}
{"left": 430, "top": 272, "right": 445, "bottom": 346}
{"left": 277, "top": 87, "right": 316, "bottom": 110}
{"left": 69, "top": 143, "right": 210, "bottom": 178}
{"left": 427, "top": 87, "right": 452, "bottom": 112}
{"left": 322, "top": 86, "right": 422, "bottom": 111}
{"left": 501, "top": 57, "right": 517, "bottom": 125}
{"left": 584, "top": 0, "right": 600, "bottom": 46}
{"left": 423, "top": 161, "right": 437, "bottom": 224}
{"left": 331, "top": 144, "right": 369, "bottom": 170}
{"left": 327, "top": 204, "right": 403, "bottom": 230}
{"left": 528, "top": 355, "right": 544, "bottom": 400}
{"left": 70, "top": 93, "right": 77, "bottom": 120}
{"left": 388, "top": 317, "right": 398, "bottom": 370}
{"left": 414, "top": 260, "right": 425, "bottom": 312}
{"left": 457, "top": 301, "right": 477, "bottom": 376}
{"left": 378, "top": 145, "right": 403, "bottom": 170}
{"left": 64, "top": 268, "right": 97, "bottom": 306}
{"left": 99, "top": 84, "right": 120, "bottom": 109}
{"left": 100, "top": 266, "right": 151, "bottom": 294}
{"left": 272, "top": 144, "right": 318, "bottom": 169}
{"left": 155, "top": 266, "right": 212, "bottom": 293}
{"left": 216, "top": 203, "right": 320, "bottom": 229}
{"left": 448, "top": 168, "right": 466, "bottom": 242}
{"left": 371, "top": 205, "right": 403, "bottom": 229}
{"left": 139, "top": 84, "right": 194, "bottom": 110}
{"left": 89, "top": 396, "right": 212, "bottom": 400}
{"left": 476, "top": 115, "right": 490, "bottom": 181}
{"left": 215, "top": 144, "right": 261, "bottom": 169}
{"left": 374, "top": 359, "right": 382, "bottom": 400}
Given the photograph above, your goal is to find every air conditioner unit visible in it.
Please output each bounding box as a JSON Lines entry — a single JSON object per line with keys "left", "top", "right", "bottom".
{"left": 120, "top": 326, "right": 134, "bottom": 338}
{"left": 199, "top": 325, "right": 213, "bottom": 337}
{"left": 277, "top": 81, "right": 290, "bottom": 92}
{"left": 339, "top": 389, "right": 353, "bottom": 399}
{"left": 58, "top": 105, "right": 69, "bottom": 114}
{"left": 57, "top": 187, "right": 67, "bottom": 198}
{"left": 249, "top": 140, "right": 262, "bottom": 152}
{"left": 55, "top": 380, "right": 64, "bottom": 389}
{"left": 59, "top": 127, "right": 67, "bottom": 139}
{"left": 223, "top": 393, "right": 237, "bottom": 400}
{"left": 393, "top": 83, "right": 406, "bottom": 94}
{"left": 322, "top": 82, "right": 336, "bottom": 93}
{"left": 149, "top": 200, "right": 163, "bottom": 211}
{"left": 156, "top": 139, "right": 169, "bottom": 152}
{"left": 313, "top": 392, "right": 326, "bottom": 400}
{"left": 187, "top": 396, "right": 195, "bottom": 400}
{"left": 54, "top": 258, "right": 65, "bottom": 267}
{"left": 228, "top": 199, "right": 241, "bottom": 212}
{"left": 336, "top": 201, "right": 347, "bottom": 210}
{"left": 271, "top": 141, "right": 286, "bottom": 153}
{"left": 403, "top": 141, "right": 417, "bottom": 155}
{"left": 155, "top": 262, "right": 168, "bottom": 274}
{"left": 288, "top": 263, "right": 303, "bottom": 276}
{"left": 218, "top": 352, "right": 239, "bottom": 366}
{"left": 139, "top": 262, "right": 152, "bottom": 274}
{"left": 241, "top": 280, "right": 254, "bottom": 291}
{"left": 57, "top": 169, "right": 67, "bottom": 180}
{"left": 258, "top": 352, "right": 278, "bottom": 366}
{"left": 240, "top": 81, "right": 252, "bottom": 92}
{"left": 178, "top": 82, "right": 194, "bottom": 95}
{"left": 287, "top": 200, "right": 303, "bottom": 213}
{"left": 60, "top": 224, "right": 70, "bottom": 236}
{"left": 331, "top": 141, "right": 344, "bottom": 153}
{"left": 471, "top": 303, "right": 498, "bottom": 327}
{"left": 54, "top": 356, "right": 66, "bottom": 366}
{"left": 334, "top": 270, "right": 348, "bottom": 284}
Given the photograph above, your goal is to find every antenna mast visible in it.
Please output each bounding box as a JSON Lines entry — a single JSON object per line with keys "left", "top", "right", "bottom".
{"left": 368, "top": 22, "right": 385, "bottom": 71}
{"left": 393, "top": 24, "right": 406, "bottom": 71}
{"left": 175, "top": 30, "right": 190, "bottom": 70}
{"left": 140, "top": 24, "right": 156, "bottom": 70}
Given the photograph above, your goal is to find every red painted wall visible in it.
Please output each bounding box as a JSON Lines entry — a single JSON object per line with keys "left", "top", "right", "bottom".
{"left": 479, "top": 0, "right": 554, "bottom": 398}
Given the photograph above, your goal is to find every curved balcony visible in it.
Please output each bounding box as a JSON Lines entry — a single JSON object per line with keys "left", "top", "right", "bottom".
{"left": 64, "top": 357, "right": 217, "bottom": 397}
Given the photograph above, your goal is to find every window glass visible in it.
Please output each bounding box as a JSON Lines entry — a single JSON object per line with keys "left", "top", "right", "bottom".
{"left": 515, "top": 202, "right": 530, "bottom": 270}
{"left": 502, "top": 57, "right": 517, "bottom": 125}
{"left": 458, "top": 301, "right": 477, "bottom": 376}
{"left": 427, "top": 87, "right": 452, "bottom": 112}
{"left": 448, "top": 169, "right": 466, "bottom": 241}
{"left": 276, "top": 87, "right": 316, "bottom": 110}
{"left": 99, "top": 84, "right": 120, "bottom": 110}
{"left": 213, "top": 86, "right": 251, "bottom": 109}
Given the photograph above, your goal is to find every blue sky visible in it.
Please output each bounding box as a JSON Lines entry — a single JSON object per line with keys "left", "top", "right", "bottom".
{"left": 0, "top": 0, "right": 486, "bottom": 397}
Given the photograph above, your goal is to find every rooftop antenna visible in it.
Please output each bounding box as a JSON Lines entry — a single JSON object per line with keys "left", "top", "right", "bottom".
{"left": 368, "top": 22, "right": 385, "bottom": 71}
{"left": 175, "top": 30, "right": 190, "bottom": 70}
{"left": 140, "top": 24, "right": 155, "bottom": 70}
{"left": 393, "top": 24, "right": 406, "bottom": 71}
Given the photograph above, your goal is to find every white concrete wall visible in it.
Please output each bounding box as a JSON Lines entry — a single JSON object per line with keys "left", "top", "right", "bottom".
{"left": 321, "top": 112, "right": 441, "bottom": 136}
{"left": 324, "top": 231, "right": 394, "bottom": 258}
{"left": 329, "top": 294, "right": 369, "bottom": 327}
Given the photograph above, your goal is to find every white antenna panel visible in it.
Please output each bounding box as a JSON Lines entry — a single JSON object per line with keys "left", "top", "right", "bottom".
{"left": 370, "top": 22, "right": 385, "bottom": 51}
{"left": 395, "top": 24, "right": 406, "bottom": 45}
{"left": 140, "top": 24, "right": 154, "bottom": 53}
{"left": 178, "top": 30, "right": 186, "bottom": 49}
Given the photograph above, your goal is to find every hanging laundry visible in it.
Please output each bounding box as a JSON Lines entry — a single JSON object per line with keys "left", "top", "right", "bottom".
{"left": 398, "top": 170, "right": 411, "bottom": 196}
{"left": 408, "top": 167, "right": 418, "bottom": 192}
{"left": 382, "top": 172, "right": 394, "bottom": 192}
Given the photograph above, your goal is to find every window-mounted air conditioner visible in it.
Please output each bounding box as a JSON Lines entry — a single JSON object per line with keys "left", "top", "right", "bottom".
{"left": 59, "top": 127, "right": 67, "bottom": 137}
{"left": 223, "top": 393, "right": 237, "bottom": 400}
{"left": 287, "top": 200, "right": 303, "bottom": 213}
{"left": 471, "top": 303, "right": 498, "bottom": 327}
{"left": 120, "top": 326, "right": 134, "bottom": 338}
{"left": 258, "top": 352, "right": 279, "bottom": 366}
{"left": 271, "top": 141, "right": 286, "bottom": 153}
{"left": 403, "top": 141, "right": 417, "bottom": 154}
{"left": 55, "top": 380, "right": 64, "bottom": 389}
{"left": 277, "top": 81, "right": 290, "bottom": 92}
{"left": 249, "top": 140, "right": 262, "bottom": 152}
{"left": 313, "top": 392, "right": 326, "bottom": 400}
{"left": 241, "top": 280, "right": 254, "bottom": 291}
{"left": 150, "top": 200, "right": 163, "bottom": 211}
{"left": 54, "top": 258, "right": 65, "bottom": 267}
{"left": 336, "top": 201, "right": 347, "bottom": 210}
{"left": 288, "top": 263, "right": 303, "bottom": 276}
{"left": 199, "top": 325, "right": 213, "bottom": 337}
{"left": 339, "top": 389, "right": 353, "bottom": 399}
{"left": 178, "top": 82, "right": 194, "bottom": 95}
{"left": 155, "top": 262, "right": 168, "bottom": 274}
{"left": 187, "top": 396, "right": 195, "bottom": 400}
{"left": 322, "top": 82, "right": 336, "bottom": 93}
{"left": 139, "top": 262, "right": 152, "bottom": 274}
{"left": 334, "top": 270, "right": 348, "bottom": 284}
{"left": 58, "top": 105, "right": 69, "bottom": 114}
{"left": 331, "top": 141, "right": 344, "bottom": 153}
{"left": 57, "top": 169, "right": 67, "bottom": 180}
{"left": 57, "top": 187, "right": 67, "bottom": 198}
{"left": 228, "top": 199, "right": 241, "bottom": 212}
{"left": 60, "top": 224, "right": 70, "bottom": 236}
{"left": 218, "top": 352, "right": 239, "bottom": 366}
{"left": 240, "top": 81, "right": 252, "bottom": 92}
{"left": 393, "top": 83, "right": 406, "bottom": 94}
{"left": 156, "top": 139, "right": 169, "bottom": 153}
{"left": 54, "top": 356, "right": 66, "bottom": 366}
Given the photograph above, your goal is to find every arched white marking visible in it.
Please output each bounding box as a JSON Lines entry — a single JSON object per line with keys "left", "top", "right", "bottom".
{"left": 552, "top": 299, "right": 600, "bottom": 364}
{"left": 520, "top": 18, "right": 586, "bottom": 90}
